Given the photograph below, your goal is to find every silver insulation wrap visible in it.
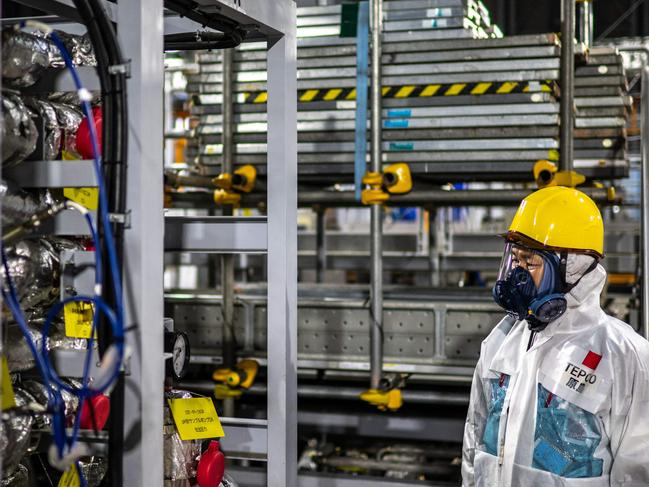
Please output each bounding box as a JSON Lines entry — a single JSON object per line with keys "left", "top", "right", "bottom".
{"left": 2, "top": 29, "right": 96, "bottom": 88}
{"left": 0, "top": 179, "right": 55, "bottom": 230}
{"left": 52, "top": 30, "right": 95, "bottom": 68}
{"left": 78, "top": 456, "right": 107, "bottom": 487}
{"left": 1, "top": 92, "right": 37, "bottom": 166}
{"left": 0, "top": 463, "right": 28, "bottom": 487}
{"left": 0, "top": 389, "right": 34, "bottom": 478}
{"left": 1, "top": 29, "right": 55, "bottom": 87}
{"left": 21, "top": 379, "right": 79, "bottom": 427}
{"left": 52, "top": 102, "right": 83, "bottom": 159}
{"left": 5, "top": 322, "right": 45, "bottom": 372}
{"left": 24, "top": 98, "right": 62, "bottom": 160}
{"left": 220, "top": 474, "right": 239, "bottom": 487}
{"left": 164, "top": 390, "right": 201, "bottom": 481}
{"left": 2, "top": 238, "right": 65, "bottom": 311}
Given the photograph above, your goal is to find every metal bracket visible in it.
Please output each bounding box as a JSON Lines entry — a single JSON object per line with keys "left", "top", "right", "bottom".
{"left": 108, "top": 60, "right": 131, "bottom": 78}
{"left": 109, "top": 210, "right": 132, "bottom": 228}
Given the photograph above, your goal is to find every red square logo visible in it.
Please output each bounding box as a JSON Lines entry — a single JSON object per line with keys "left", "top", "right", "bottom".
{"left": 582, "top": 351, "right": 602, "bottom": 370}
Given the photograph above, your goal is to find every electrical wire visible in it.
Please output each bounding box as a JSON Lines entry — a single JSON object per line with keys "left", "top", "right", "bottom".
{"left": 5, "top": 21, "right": 127, "bottom": 482}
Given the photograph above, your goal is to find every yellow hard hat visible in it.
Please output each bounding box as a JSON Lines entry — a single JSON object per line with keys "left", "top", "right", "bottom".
{"left": 507, "top": 186, "right": 604, "bottom": 258}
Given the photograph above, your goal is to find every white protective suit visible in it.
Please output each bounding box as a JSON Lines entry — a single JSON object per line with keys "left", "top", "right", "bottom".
{"left": 462, "top": 263, "right": 649, "bottom": 486}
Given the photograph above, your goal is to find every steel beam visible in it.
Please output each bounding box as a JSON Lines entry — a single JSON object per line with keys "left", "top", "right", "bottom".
{"left": 641, "top": 66, "right": 649, "bottom": 340}
{"left": 265, "top": 2, "right": 298, "bottom": 486}
{"left": 369, "top": 0, "right": 384, "bottom": 392}
{"left": 560, "top": 0, "right": 576, "bottom": 172}
{"left": 164, "top": 216, "right": 268, "bottom": 253}
{"left": 117, "top": 0, "right": 165, "bottom": 486}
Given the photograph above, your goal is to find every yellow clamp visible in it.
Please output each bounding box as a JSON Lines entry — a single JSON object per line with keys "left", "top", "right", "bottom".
{"left": 533, "top": 160, "right": 586, "bottom": 189}
{"left": 212, "top": 164, "right": 257, "bottom": 206}
{"left": 361, "top": 163, "right": 413, "bottom": 205}
{"left": 212, "top": 359, "right": 259, "bottom": 400}
{"left": 360, "top": 388, "right": 403, "bottom": 412}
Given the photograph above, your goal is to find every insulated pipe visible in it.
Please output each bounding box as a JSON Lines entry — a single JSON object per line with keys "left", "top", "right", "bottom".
{"left": 560, "top": 0, "right": 576, "bottom": 172}
{"left": 578, "top": 0, "right": 593, "bottom": 49}
{"left": 179, "top": 381, "right": 470, "bottom": 406}
{"left": 169, "top": 188, "right": 617, "bottom": 208}
{"left": 369, "top": 0, "right": 384, "bottom": 392}
{"left": 641, "top": 66, "right": 649, "bottom": 340}
{"left": 221, "top": 47, "right": 237, "bottom": 420}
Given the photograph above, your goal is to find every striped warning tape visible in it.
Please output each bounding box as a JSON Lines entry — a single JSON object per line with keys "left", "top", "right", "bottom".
{"left": 241, "top": 80, "right": 555, "bottom": 104}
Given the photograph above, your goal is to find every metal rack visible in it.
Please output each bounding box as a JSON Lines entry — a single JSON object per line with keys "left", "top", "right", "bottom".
{"left": 5, "top": 0, "right": 297, "bottom": 486}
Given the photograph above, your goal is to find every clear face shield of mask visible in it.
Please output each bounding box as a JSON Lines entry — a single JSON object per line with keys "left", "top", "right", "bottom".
{"left": 493, "top": 242, "right": 567, "bottom": 329}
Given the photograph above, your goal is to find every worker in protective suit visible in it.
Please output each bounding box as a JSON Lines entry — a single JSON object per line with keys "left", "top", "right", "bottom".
{"left": 462, "top": 186, "right": 649, "bottom": 486}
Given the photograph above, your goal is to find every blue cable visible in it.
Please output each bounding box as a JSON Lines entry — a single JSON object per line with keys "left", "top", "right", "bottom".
{"left": 1, "top": 26, "right": 126, "bottom": 479}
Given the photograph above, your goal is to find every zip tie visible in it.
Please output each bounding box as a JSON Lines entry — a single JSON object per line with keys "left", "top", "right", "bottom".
{"left": 23, "top": 20, "right": 53, "bottom": 34}
{"left": 66, "top": 200, "right": 90, "bottom": 216}
{"left": 77, "top": 88, "right": 93, "bottom": 103}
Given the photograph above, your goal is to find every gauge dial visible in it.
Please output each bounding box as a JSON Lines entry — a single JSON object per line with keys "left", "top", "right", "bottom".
{"left": 165, "top": 331, "right": 190, "bottom": 381}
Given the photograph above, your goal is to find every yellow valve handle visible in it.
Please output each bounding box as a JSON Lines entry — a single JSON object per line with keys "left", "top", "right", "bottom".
{"left": 361, "top": 189, "right": 390, "bottom": 205}
{"left": 237, "top": 359, "right": 259, "bottom": 389}
{"left": 212, "top": 368, "right": 241, "bottom": 387}
{"left": 213, "top": 189, "right": 241, "bottom": 206}
{"left": 533, "top": 160, "right": 586, "bottom": 189}
{"left": 360, "top": 388, "right": 403, "bottom": 412}
{"left": 383, "top": 163, "right": 413, "bottom": 195}
{"left": 362, "top": 171, "right": 383, "bottom": 186}
{"left": 214, "top": 384, "right": 243, "bottom": 400}
{"left": 232, "top": 165, "right": 257, "bottom": 193}
{"left": 213, "top": 173, "right": 233, "bottom": 191}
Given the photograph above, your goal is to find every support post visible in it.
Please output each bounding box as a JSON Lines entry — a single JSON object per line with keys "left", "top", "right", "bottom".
{"left": 221, "top": 47, "right": 236, "bottom": 417}
{"left": 117, "top": 0, "right": 165, "bottom": 485}
{"left": 578, "top": 0, "right": 593, "bottom": 49}
{"left": 641, "top": 66, "right": 649, "bottom": 339}
{"left": 315, "top": 207, "right": 327, "bottom": 283}
{"left": 266, "top": 1, "right": 298, "bottom": 484}
{"left": 560, "top": 0, "right": 576, "bottom": 172}
{"left": 369, "top": 0, "right": 383, "bottom": 391}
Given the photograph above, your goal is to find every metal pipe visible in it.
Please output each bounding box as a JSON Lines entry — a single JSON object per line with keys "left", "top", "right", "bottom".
{"left": 179, "top": 381, "right": 470, "bottom": 406}
{"left": 429, "top": 209, "right": 441, "bottom": 287}
{"left": 641, "top": 66, "right": 649, "bottom": 340}
{"left": 560, "top": 0, "right": 576, "bottom": 172}
{"left": 169, "top": 188, "right": 617, "bottom": 208}
{"left": 165, "top": 172, "right": 215, "bottom": 189}
{"left": 321, "top": 457, "right": 456, "bottom": 475}
{"left": 221, "top": 48, "right": 237, "bottom": 420}
{"left": 315, "top": 207, "right": 327, "bottom": 283}
{"left": 369, "top": 0, "right": 384, "bottom": 392}
{"left": 578, "top": 0, "right": 593, "bottom": 49}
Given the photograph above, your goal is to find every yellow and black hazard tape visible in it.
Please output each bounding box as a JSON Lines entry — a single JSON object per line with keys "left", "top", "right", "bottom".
{"left": 241, "top": 80, "right": 555, "bottom": 104}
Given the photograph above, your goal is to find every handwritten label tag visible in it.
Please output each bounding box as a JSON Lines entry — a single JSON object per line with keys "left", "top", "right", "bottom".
{"left": 168, "top": 397, "right": 225, "bottom": 440}
{"left": 64, "top": 187, "right": 99, "bottom": 211}
{"left": 64, "top": 302, "right": 95, "bottom": 339}
{"left": 58, "top": 465, "right": 80, "bottom": 487}
{"left": 1, "top": 357, "right": 16, "bottom": 410}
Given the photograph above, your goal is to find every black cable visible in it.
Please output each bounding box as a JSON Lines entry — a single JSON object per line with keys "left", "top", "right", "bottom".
{"left": 70, "top": 1, "right": 128, "bottom": 486}
{"left": 87, "top": 3, "right": 128, "bottom": 486}
{"left": 164, "top": 31, "right": 244, "bottom": 51}
{"left": 164, "top": 0, "right": 247, "bottom": 37}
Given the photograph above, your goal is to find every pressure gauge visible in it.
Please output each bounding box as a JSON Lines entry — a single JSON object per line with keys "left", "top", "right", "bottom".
{"left": 164, "top": 331, "right": 191, "bottom": 381}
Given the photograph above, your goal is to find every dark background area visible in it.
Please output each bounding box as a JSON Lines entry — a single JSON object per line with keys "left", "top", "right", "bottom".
{"left": 483, "top": 0, "right": 649, "bottom": 39}
{"left": 3, "top": 0, "right": 649, "bottom": 39}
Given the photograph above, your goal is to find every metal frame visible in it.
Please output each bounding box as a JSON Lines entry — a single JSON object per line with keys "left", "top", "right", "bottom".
{"left": 117, "top": 1, "right": 166, "bottom": 486}
{"left": 5, "top": 1, "right": 296, "bottom": 485}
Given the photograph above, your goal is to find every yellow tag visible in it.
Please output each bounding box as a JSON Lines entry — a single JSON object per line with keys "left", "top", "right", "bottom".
{"left": 1, "top": 357, "right": 16, "bottom": 410}
{"left": 58, "top": 465, "right": 80, "bottom": 487}
{"left": 64, "top": 302, "right": 95, "bottom": 339}
{"left": 62, "top": 150, "right": 81, "bottom": 161}
{"left": 64, "top": 187, "right": 99, "bottom": 211}
{"left": 168, "top": 397, "right": 225, "bottom": 440}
